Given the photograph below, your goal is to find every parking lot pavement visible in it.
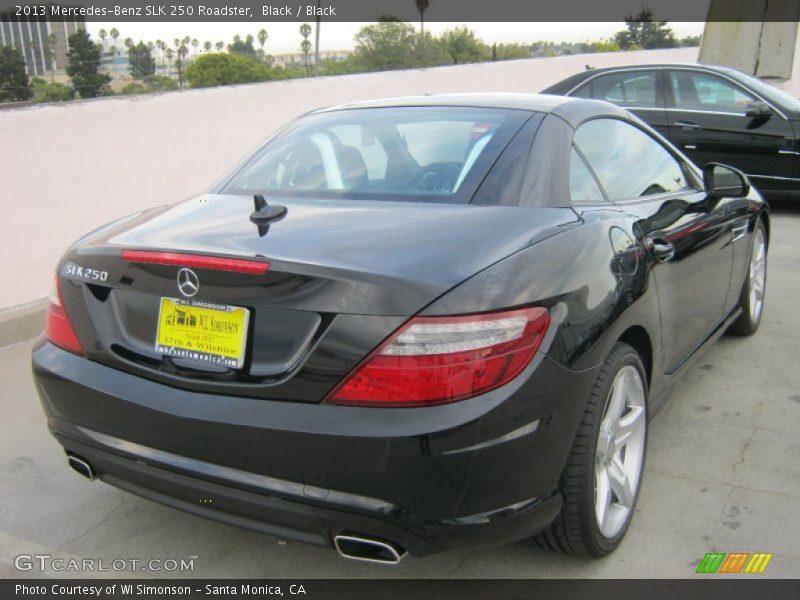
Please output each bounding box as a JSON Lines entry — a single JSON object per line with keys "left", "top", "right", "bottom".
{"left": 1, "top": 206, "right": 799, "bottom": 580}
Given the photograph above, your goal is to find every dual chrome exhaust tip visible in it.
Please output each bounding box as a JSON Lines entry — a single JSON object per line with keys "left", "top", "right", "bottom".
{"left": 67, "top": 454, "right": 95, "bottom": 481}
{"left": 333, "top": 534, "right": 407, "bottom": 565}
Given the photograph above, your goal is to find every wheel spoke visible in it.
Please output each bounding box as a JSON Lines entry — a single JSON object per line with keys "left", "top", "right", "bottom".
{"left": 608, "top": 459, "right": 634, "bottom": 508}
{"left": 748, "top": 230, "right": 767, "bottom": 323}
{"left": 595, "top": 466, "right": 612, "bottom": 527}
{"left": 614, "top": 406, "right": 644, "bottom": 452}
{"left": 604, "top": 375, "right": 626, "bottom": 431}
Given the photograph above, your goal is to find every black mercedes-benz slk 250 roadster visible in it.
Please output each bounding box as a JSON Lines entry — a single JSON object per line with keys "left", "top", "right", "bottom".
{"left": 32, "top": 94, "right": 768, "bottom": 563}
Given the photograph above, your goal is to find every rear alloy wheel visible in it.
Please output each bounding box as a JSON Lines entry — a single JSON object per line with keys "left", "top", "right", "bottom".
{"left": 534, "top": 343, "right": 647, "bottom": 557}
{"left": 728, "top": 221, "right": 767, "bottom": 336}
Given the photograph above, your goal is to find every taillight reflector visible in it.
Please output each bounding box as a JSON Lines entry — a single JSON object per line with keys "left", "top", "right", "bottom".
{"left": 326, "top": 307, "right": 550, "bottom": 407}
{"left": 122, "top": 250, "right": 269, "bottom": 275}
{"left": 46, "top": 277, "right": 84, "bottom": 355}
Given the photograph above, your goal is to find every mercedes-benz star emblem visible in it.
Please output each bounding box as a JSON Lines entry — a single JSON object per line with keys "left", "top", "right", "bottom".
{"left": 177, "top": 268, "right": 199, "bottom": 298}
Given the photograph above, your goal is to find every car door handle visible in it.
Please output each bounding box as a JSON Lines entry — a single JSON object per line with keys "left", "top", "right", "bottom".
{"left": 648, "top": 238, "right": 675, "bottom": 263}
{"left": 675, "top": 120, "right": 701, "bottom": 130}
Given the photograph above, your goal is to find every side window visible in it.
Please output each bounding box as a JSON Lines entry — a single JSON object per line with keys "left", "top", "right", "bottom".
{"left": 574, "top": 119, "right": 690, "bottom": 201}
{"left": 669, "top": 71, "right": 755, "bottom": 114}
{"left": 569, "top": 147, "right": 605, "bottom": 203}
{"left": 580, "top": 71, "right": 657, "bottom": 108}
{"left": 571, "top": 83, "right": 592, "bottom": 99}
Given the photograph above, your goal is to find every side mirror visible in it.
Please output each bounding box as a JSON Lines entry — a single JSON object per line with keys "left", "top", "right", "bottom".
{"left": 703, "top": 163, "right": 750, "bottom": 198}
{"left": 745, "top": 100, "right": 773, "bottom": 119}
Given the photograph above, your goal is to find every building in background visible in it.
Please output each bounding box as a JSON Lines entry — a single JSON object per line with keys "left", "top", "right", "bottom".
{"left": 272, "top": 49, "right": 350, "bottom": 68}
{"left": 0, "top": 9, "right": 85, "bottom": 77}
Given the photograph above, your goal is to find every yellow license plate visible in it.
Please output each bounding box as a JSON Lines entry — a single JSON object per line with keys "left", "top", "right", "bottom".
{"left": 155, "top": 298, "right": 249, "bottom": 369}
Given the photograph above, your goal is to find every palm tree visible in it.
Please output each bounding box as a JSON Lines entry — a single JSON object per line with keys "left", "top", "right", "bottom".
{"left": 29, "top": 39, "right": 39, "bottom": 75}
{"left": 257, "top": 29, "right": 268, "bottom": 52}
{"left": 300, "top": 23, "right": 312, "bottom": 77}
{"left": 191, "top": 38, "right": 199, "bottom": 56}
{"left": 165, "top": 47, "right": 174, "bottom": 78}
{"left": 215, "top": 41, "right": 224, "bottom": 52}
{"left": 204, "top": 41, "right": 212, "bottom": 53}
{"left": 46, "top": 32, "right": 57, "bottom": 81}
{"left": 174, "top": 41, "right": 189, "bottom": 88}
{"left": 109, "top": 28, "right": 120, "bottom": 74}
{"left": 156, "top": 40, "right": 165, "bottom": 73}
{"left": 98, "top": 28, "right": 107, "bottom": 51}
{"left": 415, "top": 0, "right": 430, "bottom": 35}
{"left": 314, "top": 3, "right": 321, "bottom": 76}
{"left": 123, "top": 38, "right": 133, "bottom": 78}
{"left": 173, "top": 39, "right": 182, "bottom": 85}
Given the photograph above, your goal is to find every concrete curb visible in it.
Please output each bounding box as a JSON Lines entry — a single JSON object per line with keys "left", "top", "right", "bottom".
{"left": 0, "top": 298, "right": 47, "bottom": 348}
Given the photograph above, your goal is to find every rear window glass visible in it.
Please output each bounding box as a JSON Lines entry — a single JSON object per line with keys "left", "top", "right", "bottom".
{"left": 222, "top": 107, "right": 529, "bottom": 203}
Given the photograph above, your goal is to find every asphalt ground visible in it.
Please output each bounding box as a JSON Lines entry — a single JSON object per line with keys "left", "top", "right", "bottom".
{"left": 1, "top": 203, "right": 798, "bottom": 579}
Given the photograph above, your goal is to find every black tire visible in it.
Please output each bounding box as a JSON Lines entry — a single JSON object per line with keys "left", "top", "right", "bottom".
{"left": 534, "top": 342, "right": 648, "bottom": 557}
{"left": 728, "top": 221, "right": 767, "bottom": 336}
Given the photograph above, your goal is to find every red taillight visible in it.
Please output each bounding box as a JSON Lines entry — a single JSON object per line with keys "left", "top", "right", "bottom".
{"left": 122, "top": 250, "right": 270, "bottom": 275}
{"left": 46, "top": 277, "right": 84, "bottom": 355}
{"left": 326, "top": 307, "right": 550, "bottom": 407}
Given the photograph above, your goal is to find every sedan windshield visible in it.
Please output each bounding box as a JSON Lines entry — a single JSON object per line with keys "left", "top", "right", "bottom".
{"left": 222, "top": 107, "right": 530, "bottom": 203}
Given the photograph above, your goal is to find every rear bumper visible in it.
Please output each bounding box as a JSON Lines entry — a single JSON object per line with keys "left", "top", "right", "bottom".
{"left": 32, "top": 339, "right": 598, "bottom": 556}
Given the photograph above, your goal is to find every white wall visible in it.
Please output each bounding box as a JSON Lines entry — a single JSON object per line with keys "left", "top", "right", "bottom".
{"left": 1, "top": 47, "right": 699, "bottom": 309}
{"left": 780, "top": 31, "right": 800, "bottom": 96}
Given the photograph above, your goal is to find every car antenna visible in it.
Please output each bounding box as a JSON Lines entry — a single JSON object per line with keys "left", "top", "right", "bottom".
{"left": 250, "top": 194, "right": 287, "bottom": 237}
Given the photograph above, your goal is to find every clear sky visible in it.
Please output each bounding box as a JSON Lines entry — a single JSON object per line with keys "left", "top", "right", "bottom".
{"left": 87, "top": 21, "right": 706, "bottom": 53}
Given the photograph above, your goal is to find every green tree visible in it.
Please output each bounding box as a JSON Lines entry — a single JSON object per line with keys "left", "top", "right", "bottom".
{"left": 155, "top": 39, "right": 165, "bottom": 71}
{"left": 43, "top": 32, "right": 57, "bottom": 82}
{"left": 128, "top": 41, "right": 156, "bottom": 79}
{"left": 98, "top": 28, "right": 107, "bottom": 50}
{"left": 0, "top": 46, "right": 32, "bottom": 102}
{"left": 215, "top": 41, "right": 224, "bottom": 52}
{"left": 30, "top": 77, "right": 73, "bottom": 102}
{"left": 300, "top": 23, "right": 312, "bottom": 77}
{"left": 257, "top": 29, "right": 268, "bottom": 52}
{"left": 614, "top": 8, "right": 678, "bottom": 50}
{"left": 191, "top": 38, "right": 199, "bottom": 56}
{"left": 121, "top": 81, "right": 148, "bottom": 95}
{"left": 352, "top": 21, "right": 447, "bottom": 72}
{"left": 109, "top": 27, "right": 120, "bottom": 74}
{"left": 142, "top": 74, "right": 178, "bottom": 91}
{"left": 185, "top": 52, "right": 273, "bottom": 88}
{"left": 164, "top": 47, "right": 175, "bottom": 76}
{"left": 174, "top": 41, "right": 189, "bottom": 88}
{"left": 203, "top": 40, "right": 212, "bottom": 53}
{"left": 680, "top": 35, "right": 702, "bottom": 47}
{"left": 594, "top": 39, "right": 622, "bottom": 52}
{"left": 493, "top": 43, "right": 532, "bottom": 60}
{"left": 228, "top": 34, "right": 257, "bottom": 56}
{"left": 319, "top": 55, "right": 362, "bottom": 76}
{"left": 66, "top": 30, "right": 111, "bottom": 98}
{"left": 439, "top": 26, "right": 487, "bottom": 64}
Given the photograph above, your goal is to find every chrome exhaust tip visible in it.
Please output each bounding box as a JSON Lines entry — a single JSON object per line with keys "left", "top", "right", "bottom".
{"left": 67, "top": 455, "right": 95, "bottom": 481}
{"left": 333, "top": 534, "right": 407, "bottom": 565}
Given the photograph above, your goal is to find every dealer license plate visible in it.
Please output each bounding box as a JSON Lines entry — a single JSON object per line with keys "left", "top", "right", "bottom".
{"left": 155, "top": 298, "right": 249, "bottom": 369}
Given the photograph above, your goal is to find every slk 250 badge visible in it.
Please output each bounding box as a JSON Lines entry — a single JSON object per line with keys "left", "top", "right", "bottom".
{"left": 63, "top": 261, "right": 108, "bottom": 282}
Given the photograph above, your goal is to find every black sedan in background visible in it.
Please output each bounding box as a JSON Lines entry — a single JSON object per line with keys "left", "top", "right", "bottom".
{"left": 542, "top": 63, "right": 800, "bottom": 200}
{"left": 33, "top": 94, "right": 768, "bottom": 563}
